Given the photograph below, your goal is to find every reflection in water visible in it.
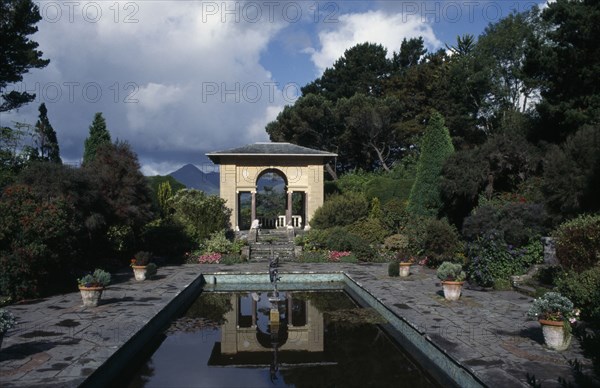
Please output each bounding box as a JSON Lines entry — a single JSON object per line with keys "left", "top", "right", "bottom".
{"left": 126, "top": 291, "right": 438, "bottom": 388}
{"left": 216, "top": 292, "right": 324, "bottom": 373}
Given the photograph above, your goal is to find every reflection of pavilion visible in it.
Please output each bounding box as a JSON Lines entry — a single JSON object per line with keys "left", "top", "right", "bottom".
{"left": 208, "top": 292, "right": 331, "bottom": 367}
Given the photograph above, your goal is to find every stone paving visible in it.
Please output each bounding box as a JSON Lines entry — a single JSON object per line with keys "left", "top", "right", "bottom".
{"left": 0, "top": 262, "right": 595, "bottom": 387}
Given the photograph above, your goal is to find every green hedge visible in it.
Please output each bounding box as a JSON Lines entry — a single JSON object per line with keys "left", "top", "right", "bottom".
{"left": 557, "top": 265, "right": 600, "bottom": 322}
{"left": 554, "top": 214, "right": 600, "bottom": 273}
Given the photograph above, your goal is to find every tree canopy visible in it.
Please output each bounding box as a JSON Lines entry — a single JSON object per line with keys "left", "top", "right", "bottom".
{"left": 83, "top": 113, "right": 111, "bottom": 164}
{"left": 301, "top": 43, "right": 391, "bottom": 101}
{"left": 0, "top": 0, "right": 49, "bottom": 112}
{"left": 33, "top": 103, "right": 61, "bottom": 163}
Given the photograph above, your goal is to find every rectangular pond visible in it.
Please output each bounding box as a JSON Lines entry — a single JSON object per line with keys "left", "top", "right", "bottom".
{"left": 124, "top": 285, "right": 439, "bottom": 388}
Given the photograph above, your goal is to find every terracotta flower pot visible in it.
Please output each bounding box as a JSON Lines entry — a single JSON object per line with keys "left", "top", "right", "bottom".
{"left": 79, "top": 286, "right": 104, "bottom": 307}
{"left": 539, "top": 319, "right": 571, "bottom": 351}
{"left": 399, "top": 263, "right": 411, "bottom": 277}
{"left": 441, "top": 281, "right": 464, "bottom": 301}
{"left": 132, "top": 265, "right": 147, "bottom": 281}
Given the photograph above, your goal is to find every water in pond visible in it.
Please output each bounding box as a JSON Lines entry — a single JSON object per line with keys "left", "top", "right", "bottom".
{"left": 126, "top": 290, "right": 437, "bottom": 388}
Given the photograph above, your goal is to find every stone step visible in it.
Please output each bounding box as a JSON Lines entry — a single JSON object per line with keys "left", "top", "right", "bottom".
{"left": 255, "top": 229, "right": 293, "bottom": 244}
{"left": 252, "top": 241, "right": 292, "bottom": 247}
{"left": 248, "top": 243, "right": 296, "bottom": 262}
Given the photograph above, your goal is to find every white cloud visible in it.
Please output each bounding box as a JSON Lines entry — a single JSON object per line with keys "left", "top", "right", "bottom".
{"left": 2, "top": 1, "right": 289, "bottom": 173}
{"left": 245, "top": 104, "right": 283, "bottom": 142}
{"left": 1, "top": 3, "right": 444, "bottom": 175}
{"left": 306, "top": 10, "right": 442, "bottom": 74}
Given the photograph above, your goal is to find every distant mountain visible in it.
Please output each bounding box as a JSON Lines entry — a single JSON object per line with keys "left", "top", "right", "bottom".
{"left": 169, "top": 164, "right": 219, "bottom": 195}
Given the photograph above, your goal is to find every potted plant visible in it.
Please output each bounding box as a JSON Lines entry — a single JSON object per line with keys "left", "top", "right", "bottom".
{"left": 527, "top": 292, "right": 579, "bottom": 351}
{"left": 396, "top": 251, "right": 415, "bottom": 278}
{"left": 0, "top": 308, "right": 16, "bottom": 349}
{"left": 436, "top": 261, "right": 466, "bottom": 301}
{"left": 131, "top": 251, "right": 152, "bottom": 281}
{"left": 78, "top": 269, "right": 111, "bottom": 307}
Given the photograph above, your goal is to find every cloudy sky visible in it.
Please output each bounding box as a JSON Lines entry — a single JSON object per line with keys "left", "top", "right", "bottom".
{"left": 1, "top": 0, "right": 543, "bottom": 175}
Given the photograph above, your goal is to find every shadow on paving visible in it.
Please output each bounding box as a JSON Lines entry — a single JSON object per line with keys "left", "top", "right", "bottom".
{"left": 0, "top": 339, "right": 81, "bottom": 362}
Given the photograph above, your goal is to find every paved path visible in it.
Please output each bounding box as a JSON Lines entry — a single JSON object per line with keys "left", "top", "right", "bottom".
{"left": 0, "top": 262, "right": 594, "bottom": 387}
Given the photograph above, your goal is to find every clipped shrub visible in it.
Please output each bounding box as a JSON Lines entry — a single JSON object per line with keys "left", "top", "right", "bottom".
{"left": 554, "top": 214, "right": 600, "bottom": 273}
{"left": 407, "top": 112, "right": 455, "bottom": 217}
{"left": 145, "top": 263, "right": 158, "bottom": 278}
{"left": 351, "top": 238, "right": 378, "bottom": 262}
{"left": 346, "top": 218, "right": 389, "bottom": 244}
{"left": 421, "top": 218, "right": 463, "bottom": 266}
{"left": 325, "top": 227, "right": 355, "bottom": 251}
{"left": 381, "top": 198, "right": 409, "bottom": 233}
{"left": 300, "top": 228, "right": 330, "bottom": 251}
{"left": 369, "top": 197, "right": 383, "bottom": 219}
{"left": 384, "top": 234, "right": 409, "bottom": 252}
{"left": 310, "top": 192, "right": 369, "bottom": 229}
{"left": 403, "top": 215, "right": 430, "bottom": 256}
{"left": 388, "top": 262, "right": 399, "bottom": 277}
{"left": 322, "top": 228, "right": 377, "bottom": 262}
{"left": 557, "top": 265, "right": 600, "bottom": 322}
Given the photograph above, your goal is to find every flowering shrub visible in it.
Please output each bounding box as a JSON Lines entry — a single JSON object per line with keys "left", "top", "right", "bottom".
{"left": 198, "top": 252, "right": 221, "bottom": 264}
{"left": 528, "top": 292, "right": 579, "bottom": 325}
{"left": 467, "top": 233, "right": 543, "bottom": 287}
{"left": 0, "top": 185, "right": 80, "bottom": 300}
{"left": 328, "top": 251, "right": 351, "bottom": 262}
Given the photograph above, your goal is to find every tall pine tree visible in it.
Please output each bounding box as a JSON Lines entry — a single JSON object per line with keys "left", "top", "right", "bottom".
{"left": 83, "top": 112, "right": 111, "bottom": 164}
{"left": 0, "top": 0, "right": 50, "bottom": 112}
{"left": 34, "top": 103, "right": 61, "bottom": 163}
{"left": 407, "top": 112, "right": 455, "bottom": 217}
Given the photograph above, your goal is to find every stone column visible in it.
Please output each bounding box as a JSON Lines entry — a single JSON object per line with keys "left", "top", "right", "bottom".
{"left": 286, "top": 191, "right": 292, "bottom": 225}
{"left": 251, "top": 298, "right": 257, "bottom": 327}
{"left": 304, "top": 192, "right": 309, "bottom": 229}
{"left": 251, "top": 191, "right": 256, "bottom": 223}
{"left": 287, "top": 293, "right": 293, "bottom": 327}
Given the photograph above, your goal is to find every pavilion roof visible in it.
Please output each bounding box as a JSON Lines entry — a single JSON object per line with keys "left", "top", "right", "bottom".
{"left": 206, "top": 142, "right": 337, "bottom": 164}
